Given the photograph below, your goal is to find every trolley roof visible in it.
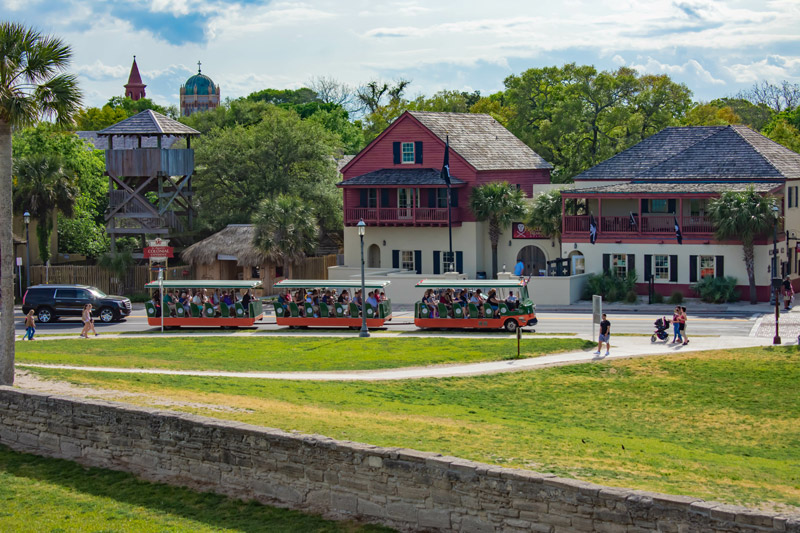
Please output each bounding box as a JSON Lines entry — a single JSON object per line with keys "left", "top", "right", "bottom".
{"left": 144, "top": 280, "right": 263, "bottom": 290}
{"left": 274, "top": 279, "right": 391, "bottom": 290}
{"left": 415, "top": 279, "right": 527, "bottom": 289}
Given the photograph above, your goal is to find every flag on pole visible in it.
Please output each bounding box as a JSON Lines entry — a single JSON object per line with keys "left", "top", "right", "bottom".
{"left": 674, "top": 214, "right": 683, "bottom": 244}
{"left": 441, "top": 135, "right": 451, "bottom": 186}
{"left": 629, "top": 212, "right": 637, "bottom": 229}
{"left": 589, "top": 214, "right": 597, "bottom": 245}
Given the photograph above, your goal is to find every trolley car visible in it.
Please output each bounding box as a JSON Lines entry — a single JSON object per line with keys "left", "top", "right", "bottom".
{"left": 143, "top": 280, "right": 264, "bottom": 328}
{"left": 273, "top": 279, "right": 392, "bottom": 328}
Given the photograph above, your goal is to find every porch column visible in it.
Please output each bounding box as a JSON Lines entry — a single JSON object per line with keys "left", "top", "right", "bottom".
{"left": 413, "top": 188, "right": 417, "bottom": 224}
{"left": 598, "top": 198, "right": 602, "bottom": 234}
{"left": 561, "top": 194, "right": 566, "bottom": 236}
{"left": 679, "top": 198, "right": 683, "bottom": 231}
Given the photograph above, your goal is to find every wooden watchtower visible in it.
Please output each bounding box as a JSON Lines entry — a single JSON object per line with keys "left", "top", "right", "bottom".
{"left": 96, "top": 110, "right": 200, "bottom": 252}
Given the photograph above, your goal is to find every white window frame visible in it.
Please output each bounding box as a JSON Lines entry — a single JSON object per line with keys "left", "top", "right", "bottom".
{"left": 612, "top": 254, "right": 627, "bottom": 278}
{"left": 699, "top": 255, "right": 716, "bottom": 279}
{"left": 401, "top": 250, "right": 415, "bottom": 271}
{"left": 440, "top": 251, "right": 455, "bottom": 273}
{"left": 401, "top": 142, "right": 415, "bottom": 164}
{"left": 654, "top": 254, "right": 670, "bottom": 281}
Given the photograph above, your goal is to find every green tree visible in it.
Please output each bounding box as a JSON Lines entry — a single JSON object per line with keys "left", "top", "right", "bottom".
{"left": 0, "top": 21, "right": 81, "bottom": 386}
{"left": 74, "top": 104, "right": 129, "bottom": 130}
{"left": 12, "top": 154, "right": 79, "bottom": 263}
{"left": 707, "top": 187, "right": 776, "bottom": 304}
{"left": 252, "top": 194, "right": 319, "bottom": 277}
{"left": 193, "top": 105, "right": 342, "bottom": 232}
{"left": 527, "top": 189, "right": 564, "bottom": 255}
{"left": 764, "top": 120, "right": 800, "bottom": 153}
{"left": 682, "top": 103, "right": 741, "bottom": 126}
{"left": 709, "top": 98, "right": 773, "bottom": 130}
{"left": 469, "top": 182, "right": 526, "bottom": 278}
{"left": 97, "top": 250, "right": 134, "bottom": 295}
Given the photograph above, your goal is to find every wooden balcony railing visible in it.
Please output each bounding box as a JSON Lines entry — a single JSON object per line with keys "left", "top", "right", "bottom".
{"left": 345, "top": 207, "right": 461, "bottom": 226}
{"left": 563, "top": 215, "right": 714, "bottom": 237}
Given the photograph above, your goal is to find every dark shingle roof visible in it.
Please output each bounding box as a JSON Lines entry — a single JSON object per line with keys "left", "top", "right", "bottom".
{"left": 408, "top": 111, "right": 552, "bottom": 171}
{"left": 566, "top": 181, "right": 784, "bottom": 195}
{"left": 77, "top": 131, "right": 180, "bottom": 150}
{"left": 338, "top": 168, "right": 466, "bottom": 187}
{"left": 97, "top": 110, "right": 199, "bottom": 137}
{"left": 574, "top": 126, "right": 800, "bottom": 182}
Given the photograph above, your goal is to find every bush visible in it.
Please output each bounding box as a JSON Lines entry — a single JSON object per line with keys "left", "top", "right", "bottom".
{"left": 652, "top": 292, "right": 664, "bottom": 304}
{"left": 584, "top": 270, "right": 638, "bottom": 302}
{"left": 691, "top": 276, "right": 740, "bottom": 303}
{"left": 668, "top": 291, "right": 684, "bottom": 304}
{"left": 128, "top": 292, "right": 151, "bottom": 303}
{"left": 624, "top": 290, "right": 638, "bottom": 303}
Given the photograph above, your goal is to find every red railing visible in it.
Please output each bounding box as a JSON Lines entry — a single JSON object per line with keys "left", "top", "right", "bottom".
{"left": 345, "top": 207, "right": 460, "bottom": 226}
{"left": 563, "top": 215, "right": 713, "bottom": 236}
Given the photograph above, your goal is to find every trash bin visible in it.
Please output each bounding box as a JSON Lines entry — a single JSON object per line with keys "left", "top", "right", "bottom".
{"left": 476, "top": 271, "right": 487, "bottom": 279}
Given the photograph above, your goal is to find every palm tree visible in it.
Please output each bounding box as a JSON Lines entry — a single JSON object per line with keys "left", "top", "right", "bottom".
{"left": 469, "top": 182, "right": 526, "bottom": 278}
{"left": 97, "top": 250, "right": 134, "bottom": 295}
{"left": 0, "top": 22, "right": 82, "bottom": 386}
{"left": 527, "top": 188, "right": 563, "bottom": 256}
{"left": 252, "top": 194, "right": 319, "bottom": 277}
{"left": 13, "top": 154, "right": 78, "bottom": 264}
{"left": 707, "top": 187, "right": 776, "bottom": 304}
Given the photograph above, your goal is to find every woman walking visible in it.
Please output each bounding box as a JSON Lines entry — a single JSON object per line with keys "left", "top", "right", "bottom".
{"left": 80, "top": 304, "right": 98, "bottom": 338}
{"left": 21, "top": 310, "right": 36, "bottom": 341}
{"left": 680, "top": 306, "right": 689, "bottom": 345}
{"left": 671, "top": 306, "right": 683, "bottom": 344}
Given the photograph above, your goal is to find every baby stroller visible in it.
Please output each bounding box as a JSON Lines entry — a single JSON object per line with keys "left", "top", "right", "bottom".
{"left": 651, "top": 316, "right": 670, "bottom": 343}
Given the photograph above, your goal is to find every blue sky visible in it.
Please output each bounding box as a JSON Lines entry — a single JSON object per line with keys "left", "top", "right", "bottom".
{"left": 4, "top": 0, "right": 800, "bottom": 109}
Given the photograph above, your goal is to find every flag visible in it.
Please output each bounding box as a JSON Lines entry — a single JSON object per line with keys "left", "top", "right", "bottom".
{"left": 589, "top": 214, "right": 597, "bottom": 245}
{"left": 674, "top": 215, "right": 683, "bottom": 244}
{"left": 441, "top": 135, "right": 451, "bottom": 186}
{"left": 629, "top": 212, "right": 637, "bottom": 228}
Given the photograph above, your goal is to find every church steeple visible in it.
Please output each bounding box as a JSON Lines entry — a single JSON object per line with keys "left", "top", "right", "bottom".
{"left": 124, "top": 56, "right": 147, "bottom": 101}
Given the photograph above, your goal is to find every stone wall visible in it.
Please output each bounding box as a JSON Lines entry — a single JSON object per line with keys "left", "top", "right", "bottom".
{"left": 0, "top": 387, "right": 795, "bottom": 532}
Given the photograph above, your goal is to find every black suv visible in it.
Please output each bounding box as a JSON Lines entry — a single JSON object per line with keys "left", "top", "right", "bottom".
{"left": 22, "top": 285, "right": 132, "bottom": 323}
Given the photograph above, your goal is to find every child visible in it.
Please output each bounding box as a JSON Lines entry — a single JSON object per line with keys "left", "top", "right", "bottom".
{"left": 22, "top": 310, "right": 35, "bottom": 341}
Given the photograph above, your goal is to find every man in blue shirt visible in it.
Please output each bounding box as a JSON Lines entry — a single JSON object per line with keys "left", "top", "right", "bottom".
{"left": 514, "top": 260, "right": 524, "bottom": 276}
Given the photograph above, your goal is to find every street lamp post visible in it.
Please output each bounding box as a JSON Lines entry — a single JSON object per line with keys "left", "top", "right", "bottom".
{"left": 772, "top": 204, "right": 781, "bottom": 345}
{"left": 357, "top": 219, "right": 369, "bottom": 338}
{"left": 23, "top": 211, "right": 30, "bottom": 289}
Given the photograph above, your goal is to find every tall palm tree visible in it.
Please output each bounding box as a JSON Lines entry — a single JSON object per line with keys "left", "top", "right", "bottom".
{"left": 469, "top": 182, "right": 526, "bottom": 278}
{"left": 707, "top": 187, "right": 776, "bottom": 304}
{"left": 252, "top": 194, "right": 319, "bottom": 278}
{"left": 527, "top": 188, "right": 563, "bottom": 256}
{"left": 0, "top": 22, "right": 82, "bottom": 386}
{"left": 13, "top": 154, "right": 78, "bottom": 264}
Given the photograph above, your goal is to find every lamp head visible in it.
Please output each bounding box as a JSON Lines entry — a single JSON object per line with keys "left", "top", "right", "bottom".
{"left": 23, "top": 211, "right": 30, "bottom": 224}
{"left": 357, "top": 219, "right": 366, "bottom": 236}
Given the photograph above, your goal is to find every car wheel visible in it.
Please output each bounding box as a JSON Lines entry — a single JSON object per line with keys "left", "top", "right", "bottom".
{"left": 37, "top": 307, "right": 54, "bottom": 323}
{"left": 98, "top": 307, "right": 117, "bottom": 323}
{"left": 504, "top": 319, "right": 518, "bottom": 333}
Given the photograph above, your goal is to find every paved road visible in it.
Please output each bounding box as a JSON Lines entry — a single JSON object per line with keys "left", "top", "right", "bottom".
{"left": 13, "top": 307, "right": 762, "bottom": 338}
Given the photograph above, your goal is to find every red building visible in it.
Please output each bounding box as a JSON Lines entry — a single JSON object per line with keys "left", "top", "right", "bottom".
{"left": 124, "top": 56, "right": 146, "bottom": 101}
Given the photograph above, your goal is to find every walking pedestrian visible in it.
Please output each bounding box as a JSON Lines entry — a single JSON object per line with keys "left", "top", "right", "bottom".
{"left": 783, "top": 276, "right": 793, "bottom": 311}
{"left": 680, "top": 306, "right": 689, "bottom": 345}
{"left": 671, "top": 306, "right": 683, "bottom": 343}
{"left": 594, "top": 313, "right": 611, "bottom": 356}
{"left": 21, "top": 310, "right": 35, "bottom": 341}
{"left": 80, "top": 304, "right": 97, "bottom": 338}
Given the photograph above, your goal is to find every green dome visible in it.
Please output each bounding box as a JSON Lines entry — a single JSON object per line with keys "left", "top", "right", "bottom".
{"left": 183, "top": 72, "right": 216, "bottom": 95}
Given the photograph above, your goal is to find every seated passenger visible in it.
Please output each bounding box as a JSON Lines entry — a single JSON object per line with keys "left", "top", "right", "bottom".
{"left": 366, "top": 290, "right": 379, "bottom": 310}
{"left": 470, "top": 289, "right": 485, "bottom": 317}
{"left": 486, "top": 289, "right": 500, "bottom": 318}
{"left": 222, "top": 291, "right": 233, "bottom": 307}
{"left": 506, "top": 290, "right": 518, "bottom": 310}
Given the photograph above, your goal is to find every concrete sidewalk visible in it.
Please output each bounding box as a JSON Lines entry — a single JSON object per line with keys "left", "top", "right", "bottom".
{"left": 16, "top": 335, "right": 776, "bottom": 382}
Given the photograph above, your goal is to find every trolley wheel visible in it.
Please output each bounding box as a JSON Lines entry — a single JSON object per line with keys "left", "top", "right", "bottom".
{"left": 504, "top": 319, "right": 518, "bottom": 333}
{"left": 651, "top": 334, "right": 657, "bottom": 343}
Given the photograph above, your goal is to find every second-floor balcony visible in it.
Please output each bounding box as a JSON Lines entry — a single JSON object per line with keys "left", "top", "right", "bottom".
{"left": 345, "top": 207, "right": 462, "bottom": 227}
{"left": 563, "top": 215, "right": 713, "bottom": 237}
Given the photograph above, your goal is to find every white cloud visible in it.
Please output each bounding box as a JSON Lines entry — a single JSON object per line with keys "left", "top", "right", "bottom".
{"left": 724, "top": 55, "right": 800, "bottom": 83}
{"left": 74, "top": 60, "right": 129, "bottom": 81}
{"left": 628, "top": 57, "right": 725, "bottom": 85}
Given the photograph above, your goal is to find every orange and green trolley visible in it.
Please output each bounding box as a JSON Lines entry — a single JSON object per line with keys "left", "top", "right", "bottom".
{"left": 143, "top": 280, "right": 265, "bottom": 328}
{"left": 414, "top": 279, "right": 537, "bottom": 332}
{"left": 273, "top": 279, "right": 392, "bottom": 328}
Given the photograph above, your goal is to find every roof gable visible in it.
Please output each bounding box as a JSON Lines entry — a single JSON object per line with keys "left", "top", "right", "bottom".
{"left": 98, "top": 110, "right": 200, "bottom": 137}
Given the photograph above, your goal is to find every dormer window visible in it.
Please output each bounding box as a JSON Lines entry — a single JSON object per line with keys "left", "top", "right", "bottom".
{"left": 401, "top": 142, "right": 415, "bottom": 163}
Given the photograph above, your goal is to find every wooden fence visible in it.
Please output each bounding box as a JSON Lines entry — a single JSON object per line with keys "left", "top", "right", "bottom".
{"left": 28, "top": 265, "right": 187, "bottom": 296}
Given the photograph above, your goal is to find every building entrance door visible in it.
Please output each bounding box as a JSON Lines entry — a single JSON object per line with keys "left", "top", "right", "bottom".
{"left": 516, "top": 245, "right": 547, "bottom": 277}
{"left": 368, "top": 244, "right": 381, "bottom": 268}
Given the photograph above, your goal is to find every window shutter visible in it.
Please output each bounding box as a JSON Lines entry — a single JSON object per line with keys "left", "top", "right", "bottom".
{"left": 795, "top": 187, "right": 798, "bottom": 208}
{"left": 415, "top": 141, "right": 423, "bottom": 164}
{"left": 381, "top": 189, "right": 390, "bottom": 207}
{"left": 667, "top": 199, "right": 676, "bottom": 214}
{"left": 628, "top": 254, "right": 636, "bottom": 279}
{"left": 414, "top": 250, "right": 422, "bottom": 274}
{"left": 359, "top": 189, "right": 367, "bottom": 207}
{"left": 392, "top": 250, "right": 399, "bottom": 269}
{"left": 689, "top": 255, "right": 697, "bottom": 283}
{"left": 644, "top": 255, "right": 652, "bottom": 281}
{"left": 716, "top": 256, "right": 724, "bottom": 278}
{"left": 433, "top": 251, "right": 441, "bottom": 275}
{"left": 393, "top": 142, "right": 401, "bottom": 164}
{"left": 428, "top": 189, "right": 436, "bottom": 208}
{"left": 603, "top": 254, "right": 610, "bottom": 273}
{"left": 451, "top": 189, "right": 459, "bottom": 207}
{"left": 670, "top": 255, "right": 678, "bottom": 282}
{"left": 790, "top": 189, "right": 794, "bottom": 209}
{"left": 456, "top": 251, "right": 463, "bottom": 274}
{"left": 641, "top": 200, "right": 649, "bottom": 214}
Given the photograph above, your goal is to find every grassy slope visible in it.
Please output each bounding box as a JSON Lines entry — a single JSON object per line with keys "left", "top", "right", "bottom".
{"left": 15, "top": 337, "right": 593, "bottom": 372}
{"left": 0, "top": 445, "right": 393, "bottom": 533}
{"left": 27, "top": 346, "right": 800, "bottom": 511}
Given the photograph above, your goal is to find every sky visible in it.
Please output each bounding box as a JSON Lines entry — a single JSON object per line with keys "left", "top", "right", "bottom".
{"left": 4, "top": 0, "right": 800, "bottom": 110}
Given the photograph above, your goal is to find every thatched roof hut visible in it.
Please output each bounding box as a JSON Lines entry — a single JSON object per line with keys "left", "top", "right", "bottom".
{"left": 181, "top": 224, "right": 268, "bottom": 267}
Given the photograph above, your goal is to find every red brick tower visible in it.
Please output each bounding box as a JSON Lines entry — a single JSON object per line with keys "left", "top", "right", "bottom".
{"left": 124, "top": 56, "right": 146, "bottom": 101}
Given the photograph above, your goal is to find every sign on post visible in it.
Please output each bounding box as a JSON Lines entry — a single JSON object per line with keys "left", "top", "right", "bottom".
{"left": 592, "top": 295, "right": 603, "bottom": 340}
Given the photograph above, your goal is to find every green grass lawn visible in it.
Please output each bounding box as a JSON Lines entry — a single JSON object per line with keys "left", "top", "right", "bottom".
{"left": 26, "top": 346, "right": 800, "bottom": 512}
{"left": 15, "top": 337, "right": 592, "bottom": 372}
{"left": 0, "top": 445, "right": 392, "bottom": 533}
